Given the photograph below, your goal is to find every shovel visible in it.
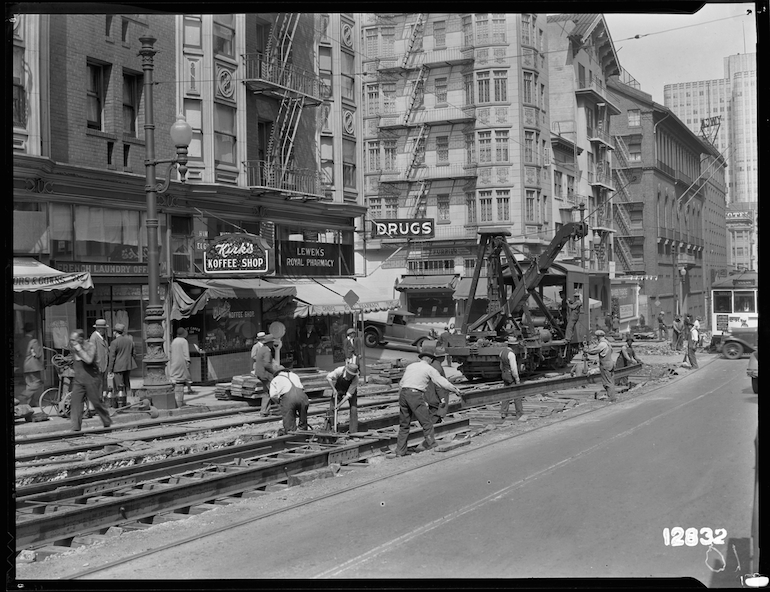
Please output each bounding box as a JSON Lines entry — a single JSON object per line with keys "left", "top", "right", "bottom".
{"left": 110, "top": 398, "right": 160, "bottom": 419}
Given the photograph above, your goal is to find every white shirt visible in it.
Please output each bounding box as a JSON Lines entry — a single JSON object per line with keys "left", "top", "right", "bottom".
{"left": 504, "top": 350, "right": 520, "bottom": 382}
{"left": 269, "top": 371, "right": 304, "bottom": 401}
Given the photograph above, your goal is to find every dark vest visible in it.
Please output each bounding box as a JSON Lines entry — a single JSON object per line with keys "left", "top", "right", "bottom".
{"left": 335, "top": 372, "right": 355, "bottom": 395}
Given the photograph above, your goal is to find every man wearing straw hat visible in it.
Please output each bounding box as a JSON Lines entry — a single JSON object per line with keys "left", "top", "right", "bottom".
{"left": 253, "top": 332, "right": 277, "bottom": 416}
{"left": 89, "top": 319, "right": 110, "bottom": 402}
{"left": 325, "top": 362, "right": 360, "bottom": 432}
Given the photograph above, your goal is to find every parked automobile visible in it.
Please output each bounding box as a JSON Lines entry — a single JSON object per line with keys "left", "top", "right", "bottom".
{"left": 720, "top": 327, "right": 757, "bottom": 360}
{"left": 364, "top": 309, "right": 439, "bottom": 349}
{"left": 630, "top": 324, "right": 657, "bottom": 340}
{"left": 747, "top": 349, "right": 758, "bottom": 394}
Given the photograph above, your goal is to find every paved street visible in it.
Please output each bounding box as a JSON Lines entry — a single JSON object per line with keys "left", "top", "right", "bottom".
{"left": 86, "top": 356, "right": 756, "bottom": 585}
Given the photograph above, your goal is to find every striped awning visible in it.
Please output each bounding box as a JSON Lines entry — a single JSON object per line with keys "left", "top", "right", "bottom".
{"left": 395, "top": 274, "right": 458, "bottom": 291}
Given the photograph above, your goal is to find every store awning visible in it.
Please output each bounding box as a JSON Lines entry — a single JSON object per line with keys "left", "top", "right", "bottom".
{"left": 13, "top": 257, "right": 94, "bottom": 306}
{"left": 267, "top": 278, "right": 401, "bottom": 318}
{"left": 170, "top": 278, "right": 297, "bottom": 320}
{"left": 395, "top": 274, "right": 458, "bottom": 292}
{"left": 453, "top": 278, "right": 489, "bottom": 300}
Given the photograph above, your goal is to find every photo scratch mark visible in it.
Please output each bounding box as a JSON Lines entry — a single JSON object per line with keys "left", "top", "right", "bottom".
{"left": 705, "top": 544, "right": 726, "bottom": 573}
{"left": 732, "top": 543, "right": 741, "bottom": 572}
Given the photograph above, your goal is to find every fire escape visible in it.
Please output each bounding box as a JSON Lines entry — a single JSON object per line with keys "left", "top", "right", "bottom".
{"left": 242, "top": 14, "right": 328, "bottom": 199}
{"left": 611, "top": 134, "right": 640, "bottom": 273}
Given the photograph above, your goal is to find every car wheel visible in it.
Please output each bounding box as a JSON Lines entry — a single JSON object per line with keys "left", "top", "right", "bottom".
{"left": 752, "top": 376, "right": 758, "bottom": 394}
{"left": 364, "top": 329, "right": 381, "bottom": 349}
{"left": 722, "top": 342, "right": 744, "bottom": 360}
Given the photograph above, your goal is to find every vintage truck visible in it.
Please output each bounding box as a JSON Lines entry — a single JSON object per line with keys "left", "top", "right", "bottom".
{"left": 363, "top": 308, "right": 439, "bottom": 349}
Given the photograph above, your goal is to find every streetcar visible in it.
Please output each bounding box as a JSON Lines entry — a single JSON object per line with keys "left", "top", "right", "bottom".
{"left": 709, "top": 270, "right": 758, "bottom": 351}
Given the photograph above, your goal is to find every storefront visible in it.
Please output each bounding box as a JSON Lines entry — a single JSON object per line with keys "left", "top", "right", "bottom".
{"left": 12, "top": 258, "right": 94, "bottom": 397}
{"left": 395, "top": 274, "right": 458, "bottom": 330}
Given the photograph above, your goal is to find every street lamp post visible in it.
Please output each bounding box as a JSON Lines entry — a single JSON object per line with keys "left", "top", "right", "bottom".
{"left": 139, "top": 36, "right": 192, "bottom": 406}
{"left": 679, "top": 266, "right": 687, "bottom": 317}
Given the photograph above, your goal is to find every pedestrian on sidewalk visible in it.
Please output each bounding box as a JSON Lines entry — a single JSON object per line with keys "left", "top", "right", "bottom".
{"left": 89, "top": 319, "right": 110, "bottom": 401}
{"left": 269, "top": 365, "right": 309, "bottom": 434}
{"left": 168, "top": 327, "right": 192, "bottom": 407}
{"left": 657, "top": 311, "right": 667, "bottom": 341}
{"left": 686, "top": 319, "right": 699, "bottom": 369}
{"left": 585, "top": 330, "right": 616, "bottom": 402}
{"left": 325, "top": 362, "right": 360, "bottom": 432}
{"left": 68, "top": 329, "right": 112, "bottom": 432}
{"left": 343, "top": 328, "right": 360, "bottom": 365}
{"left": 388, "top": 349, "right": 461, "bottom": 458}
{"left": 20, "top": 323, "right": 43, "bottom": 407}
{"left": 108, "top": 323, "right": 136, "bottom": 407}
{"left": 672, "top": 316, "right": 684, "bottom": 351}
{"left": 499, "top": 339, "right": 522, "bottom": 419}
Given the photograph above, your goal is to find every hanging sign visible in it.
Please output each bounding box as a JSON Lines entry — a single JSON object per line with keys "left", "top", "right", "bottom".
{"left": 371, "top": 218, "right": 435, "bottom": 239}
{"left": 203, "top": 233, "right": 272, "bottom": 275}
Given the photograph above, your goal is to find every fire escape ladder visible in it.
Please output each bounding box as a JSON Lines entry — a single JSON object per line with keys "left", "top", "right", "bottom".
{"left": 401, "top": 14, "right": 426, "bottom": 68}
{"left": 405, "top": 180, "right": 430, "bottom": 218}
{"left": 269, "top": 13, "right": 300, "bottom": 65}
{"left": 406, "top": 124, "right": 428, "bottom": 177}
{"left": 403, "top": 65, "right": 428, "bottom": 124}
{"left": 614, "top": 236, "right": 633, "bottom": 272}
{"left": 613, "top": 134, "right": 632, "bottom": 168}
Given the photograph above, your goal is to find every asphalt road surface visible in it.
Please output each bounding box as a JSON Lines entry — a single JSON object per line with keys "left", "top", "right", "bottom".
{"left": 90, "top": 357, "right": 757, "bottom": 585}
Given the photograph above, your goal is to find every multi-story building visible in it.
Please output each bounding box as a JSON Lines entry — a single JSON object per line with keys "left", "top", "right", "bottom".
{"left": 357, "top": 13, "right": 554, "bottom": 327}
{"left": 12, "top": 12, "right": 382, "bottom": 391}
{"left": 608, "top": 75, "right": 727, "bottom": 328}
{"left": 664, "top": 52, "right": 757, "bottom": 271}
{"left": 726, "top": 204, "right": 757, "bottom": 272}
{"left": 546, "top": 14, "right": 620, "bottom": 276}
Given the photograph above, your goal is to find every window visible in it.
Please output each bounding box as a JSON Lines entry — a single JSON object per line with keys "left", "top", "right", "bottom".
{"left": 476, "top": 14, "right": 489, "bottom": 43}
{"left": 123, "top": 144, "right": 130, "bottom": 168}
{"left": 523, "top": 71, "right": 533, "bottom": 104}
{"left": 433, "top": 20, "right": 446, "bottom": 47}
{"left": 383, "top": 140, "right": 397, "bottom": 170}
{"left": 524, "top": 131, "right": 534, "bottom": 163}
{"left": 435, "top": 77, "right": 447, "bottom": 103}
{"left": 366, "top": 84, "right": 380, "bottom": 116}
{"left": 629, "top": 144, "right": 642, "bottom": 162}
{"left": 382, "top": 83, "right": 396, "bottom": 113}
{"left": 526, "top": 190, "right": 536, "bottom": 221}
{"left": 496, "top": 190, "right": 510, "bottom": 221}
{"left": 368, "top": 197, "right": 382, "bottom": 219}
{"left": 341, "top": 51, "right": 355, "bottom": 100}
{"left": 12, "top": 45, "right": 26, "bottom": 128}
{"left": 494, "top": 130, "right": 509, "bottom": 162}
{"left": 367, "top": 141, "right": 381, "bottom": 171}
{"left": 479, "top": 192, "right": 493, "bottom": 222}
{"left": 477, "top": 71, "right": 490, "bottom": 103}
{"left": 214, "top": 103, "right": 237, "bottom": 164}
{"left": 343, "top": 138, "right": 356, "bottom": 189}
{"left": 437, "top": 195, "right": 450, "bottom": 222}
{"left": 183, "top": 15, "right": 202, "bottom": 48}
{"left": 381, "top": 26, "right": 395, "bottom": 56}
{"left": 493, "top": 70, "right": 507, "bottom": 102}
{"left": 628, "top": 109, "right": 641, "bottom": 127}
{"left": 554, "top": 171, "right": 563, "bottom": 197}
{"left": 466, "top": 194, "right": 477, "bottom": 224}
{"left": 540, "top": 83, "right": 545, "bottom": 110}
{"left": 465, "top": 134, "right": 475, "bottom": 164}
{"left": 121, "top": 18, "right": 129, "bottom": 42}
{"left": 384, "top": 197, "right": 398, "bottom": 219}
{"left": 106, "top": 15, "right": 113, "bottom": 37}
{"left": 464, "top": 74, "right": 475, "bottom": 105}
{"left": 365, "top": 28, "right": 378, "bottom": 57}
{"left": 87, "top": 62, "right": 106, "bottom": 130}
{"left": 462, "top": 15, "right": 473, "bottom": 46}
{"left": 578, "top": 64, "right": 586, "bottom": 88}
{"left": 492, "top": 14, "right": 506, "bottom": 43}
{"left": 521, "top": 14, "right": 532, "bottom": 46}
{"left": 213, "top": 15, "right": 235, "bottom": 57}
{"left": 122, "top": 73, "right": 140, "bottom": 136}
{"left": 478, "top": 131, "right": 492, "bottom": 163}
{"left": 436, "top": 136, "right": 449, "bottom": 162}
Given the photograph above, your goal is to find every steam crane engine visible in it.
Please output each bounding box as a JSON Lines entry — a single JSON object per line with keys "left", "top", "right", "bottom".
{"left": 445, "top": 222, "right": 590, "bottom": 381}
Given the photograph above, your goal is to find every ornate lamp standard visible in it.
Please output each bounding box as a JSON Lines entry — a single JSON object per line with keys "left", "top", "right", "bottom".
{"left": 679, "top": 266, "right": 687, "bottom": 316}
{"left": 139, "top": 35, "right": 192, "bottom": 406}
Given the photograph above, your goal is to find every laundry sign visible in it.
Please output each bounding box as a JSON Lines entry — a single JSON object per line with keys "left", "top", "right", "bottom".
{"left": 203, "top": 233, "right": 273, "bottom": 275}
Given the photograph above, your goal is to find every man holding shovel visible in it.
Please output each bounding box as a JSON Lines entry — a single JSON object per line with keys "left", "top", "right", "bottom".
{"left": 325, "top": 362, "right": 360, "bottom": 432}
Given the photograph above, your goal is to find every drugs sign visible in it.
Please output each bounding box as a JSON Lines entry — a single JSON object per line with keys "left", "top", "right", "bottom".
{"left": 371, "top": 218, "right": 435, "bottom": 239}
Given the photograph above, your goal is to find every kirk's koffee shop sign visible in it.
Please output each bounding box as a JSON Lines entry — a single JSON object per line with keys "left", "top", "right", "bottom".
{"left": 203, "top": 233, "right": 273, "bottom": 275}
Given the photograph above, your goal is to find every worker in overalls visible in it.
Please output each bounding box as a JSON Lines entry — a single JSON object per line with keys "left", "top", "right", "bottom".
{"left": 269, "top": 365, "right": 310, "bottom": 434}
{"left": 325, "top": 362, "right": 360, "bottom": 432}
{"left": 421, "top": 343, "right": 450, "bottom": 424}
{"left": 499, "top": 339, "right": 522, "bottom": 419}
{"left": 585, "top": 330, "right": 616, "bottom": 402}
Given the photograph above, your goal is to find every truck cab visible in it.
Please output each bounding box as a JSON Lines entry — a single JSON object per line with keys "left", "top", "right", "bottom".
{"left": 364, "top": 309, "right": 438, "bottom": 348}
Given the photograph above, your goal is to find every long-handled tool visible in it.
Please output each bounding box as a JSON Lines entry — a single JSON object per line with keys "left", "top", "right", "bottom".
{"left": 109, "top": 398, "right": 160, "bottom": 419}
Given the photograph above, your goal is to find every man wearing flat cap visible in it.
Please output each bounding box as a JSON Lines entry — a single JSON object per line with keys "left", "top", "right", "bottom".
{"left": 108, "top": 323, "right": 136, "bottom": 407}
{"left": 585, "top": 329, "right": 616, "bottom": 401}
{"left": 343, "top": 327, "right": 360, "bottom": 365}
{"left": 253, "top": 332, "right": 277, "bottom": 416}
{"left": 325, "top": 362, "right": 360, "bottom": 432}
{"left": 564, "top": 289, "right": 582, "bottom": 341}
{"left": 89, "top": 319, "right": 110, "bottom": 401}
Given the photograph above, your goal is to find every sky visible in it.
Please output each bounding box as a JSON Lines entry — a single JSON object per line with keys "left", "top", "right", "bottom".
{"left": 603, "top": 2, "right": 759, "bottom": 103}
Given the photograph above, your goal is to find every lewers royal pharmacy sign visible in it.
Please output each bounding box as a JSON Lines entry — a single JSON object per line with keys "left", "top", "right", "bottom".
{"left": 203, "top": 233, "right": 272, "bottom": 275}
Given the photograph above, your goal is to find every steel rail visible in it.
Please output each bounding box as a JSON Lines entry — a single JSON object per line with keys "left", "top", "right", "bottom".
{"left": 15, "top": 418, "right": 470, "bottom": 551}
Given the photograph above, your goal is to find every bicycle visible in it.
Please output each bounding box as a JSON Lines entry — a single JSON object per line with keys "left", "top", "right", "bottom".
{"left": 39, "top": 348, "right": 88, "bottom": 419}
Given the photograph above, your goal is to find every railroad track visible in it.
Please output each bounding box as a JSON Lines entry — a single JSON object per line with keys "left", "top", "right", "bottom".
{"left": 15, "top": 363, "right": 640, "bottom": 558}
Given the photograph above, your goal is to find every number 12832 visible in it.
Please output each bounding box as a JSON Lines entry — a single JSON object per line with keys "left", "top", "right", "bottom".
{"left": 663, "top": 527, "right": 727, "bottom": 547}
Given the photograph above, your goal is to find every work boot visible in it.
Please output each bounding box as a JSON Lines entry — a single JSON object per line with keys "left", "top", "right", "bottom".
{"left": 117, "top": 395, "right": 127, "bottom": 408}
{"left": 174, "top": 384, "right": 185, "bottom": 408}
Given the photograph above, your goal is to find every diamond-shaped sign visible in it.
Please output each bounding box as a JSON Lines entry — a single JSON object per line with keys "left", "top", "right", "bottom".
{"left": 343, "top": 290, "right": 359, "bottom": 307}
